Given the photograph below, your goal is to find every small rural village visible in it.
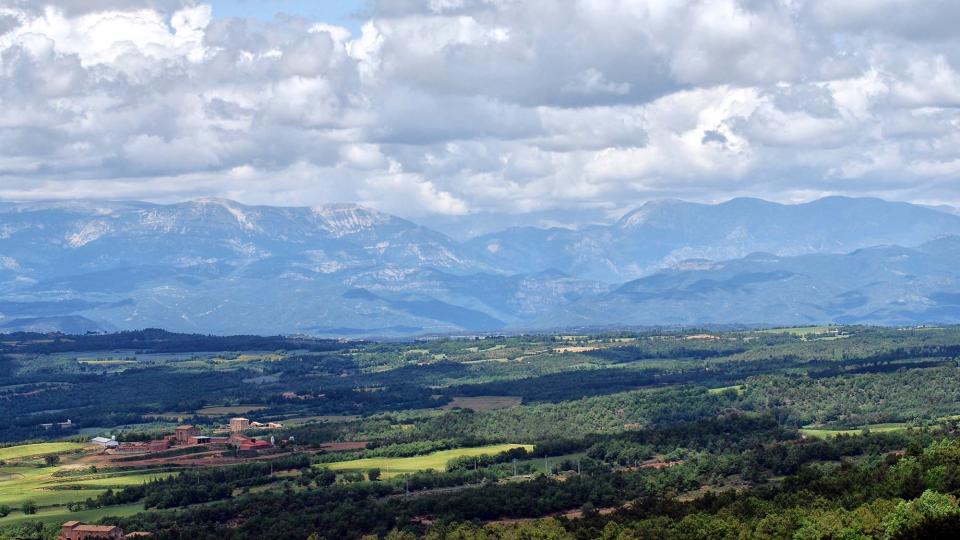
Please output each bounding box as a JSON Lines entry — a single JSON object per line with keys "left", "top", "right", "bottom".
{"left": 5, "top": 328, "right": 960, "bottom": 540}
{"left": 90, "top": 417, "right": 283, "bottom": 457}
{"left": 1, "top": 414, "right": 332, "bottom": 539}
{"left": 49, "top": 417, "right": 293, "bottom": 539}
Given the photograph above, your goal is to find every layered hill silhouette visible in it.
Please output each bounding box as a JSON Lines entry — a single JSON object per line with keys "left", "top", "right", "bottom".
{"left": 1, "top": 197, "right": 959, "bottom": 335}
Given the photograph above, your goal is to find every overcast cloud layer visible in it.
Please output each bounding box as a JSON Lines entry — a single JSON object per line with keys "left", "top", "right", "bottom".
{"left": 1, "top": 0, "right": 959, "bottom": 218}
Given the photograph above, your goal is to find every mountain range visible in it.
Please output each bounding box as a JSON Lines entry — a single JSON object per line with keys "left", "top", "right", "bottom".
{"left": 1, "top": 196, "right": 959, "bottom": 335}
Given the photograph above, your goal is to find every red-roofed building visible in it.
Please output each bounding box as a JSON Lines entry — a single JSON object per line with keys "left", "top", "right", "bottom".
{"left": 239, "top": 439, "right": 272, "bottom": 451}
{"left": 187, "top": 435, "right": 212, "bottom": 445}
{"left": 59, "top": 521, "right": 150, "bottom": 539}
{"left": 148, "top": 438, "right": 173, "bottom": 452}
{"left": 59, "top": 521, "right": 124, "bottom": 539}
{"left": 174, "top": 425, "right": 200, "bottom": 444}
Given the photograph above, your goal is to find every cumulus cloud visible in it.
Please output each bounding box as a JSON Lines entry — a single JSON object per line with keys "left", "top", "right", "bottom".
{"left": 1, "top": 0, "right": 960, "bottom": 217}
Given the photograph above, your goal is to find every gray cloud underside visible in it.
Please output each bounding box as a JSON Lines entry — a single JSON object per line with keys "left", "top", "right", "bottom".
{"left": 1, "top": 0, "right": 960, "bottom": 219}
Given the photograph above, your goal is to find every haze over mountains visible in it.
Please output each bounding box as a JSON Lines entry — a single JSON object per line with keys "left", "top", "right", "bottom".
{"left": 1, "top": 197, "right": 959, "bottom": 336}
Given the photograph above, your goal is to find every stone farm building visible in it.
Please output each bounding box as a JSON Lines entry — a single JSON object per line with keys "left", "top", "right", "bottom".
{"left": 174, "top": 425, "right": 200, "bottom": 444}
{"left": 91, "top": 436, "right": 118, "bottom": 449}
{"left": 59, "top": 521, "right": 150, "bottom": 539}
{"left": 229, "top": 417, "right": 250, "bottom": 433}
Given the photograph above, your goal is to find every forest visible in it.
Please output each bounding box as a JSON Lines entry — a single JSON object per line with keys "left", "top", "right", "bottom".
{"left": 3, "top": 326, "right": 960, "bottom": 538}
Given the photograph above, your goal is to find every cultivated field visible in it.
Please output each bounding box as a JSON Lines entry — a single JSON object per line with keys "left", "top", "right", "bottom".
{"left": 756, "top": 326, "right": 840, "bottom": 336}
{"left": 196, "top": 405, "right": 267, "bottom": 416}
{"left": 0, "top": 465, "right": 169, "bottom": 515}
{"left": 0, "top": 442, "right": 172, "bottom": 524}
{"left": 445, "top": 396, "right": 522, "bottom": 411}
{"left": 0, "top": 502, "right": 145, "bottom": 526}
{"left": 0, "top": 442, "right": 85, "bottom": 461}
{"left": 326, "top": 444, "right": 533, "bottom": 476}
{"left": 799, "top": 423, "right": 909, "bottom": 438}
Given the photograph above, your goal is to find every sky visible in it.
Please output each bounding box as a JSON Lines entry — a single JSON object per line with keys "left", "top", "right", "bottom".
{"left": 1, "top": 0, "right": 959, "bottom": 220}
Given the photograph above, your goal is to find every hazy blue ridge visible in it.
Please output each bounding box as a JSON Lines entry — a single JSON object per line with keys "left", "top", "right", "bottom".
{"left": 1, "top": 197, "right": 959, "bottom": 335}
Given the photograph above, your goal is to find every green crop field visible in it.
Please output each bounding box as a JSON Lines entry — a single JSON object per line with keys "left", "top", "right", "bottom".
{"left": 0, "top": 442, "right": 85, "bottom": 461}
{"left": 0, "top": 502, "right": 144, "bottom": 526}
{"left": 707, "top": 385, "right": 745, "bottom": 395}
{"left": 799, "top": 423, "right": 910, "bottom": 439}
{"left": 0, "top": 464, "right": 170, "bottom": 514}
{"left": 196, "top": 405, "right": 267, "bottom": 416}
{"left": 51, "top": 472, "right": 172, "bottom": 489}
{"left": 325, "top": 444, "right": 533, "bottom": 476}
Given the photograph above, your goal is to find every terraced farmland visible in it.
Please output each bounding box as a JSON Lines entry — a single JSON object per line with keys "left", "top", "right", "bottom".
{"left": 0, "top": 443, "right": 172, "bottom": 525}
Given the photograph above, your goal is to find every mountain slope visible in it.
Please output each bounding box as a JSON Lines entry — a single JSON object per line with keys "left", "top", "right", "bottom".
{"left": 1, "top": 197, "right": 959, "bottom": 335}
{"left": 539, "top": 237, "right": 960, "bottom": 328}
{"left": 467, "top": 197, "right": 960, "bottom": 281}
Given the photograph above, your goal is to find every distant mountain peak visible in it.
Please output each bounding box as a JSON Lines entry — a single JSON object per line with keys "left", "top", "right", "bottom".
{"left": 191, "top": 196, "right": 238, "bottom": 206}
{"left": 616, "top": 199, "right": 687, "bottom": 228}
{"left": 187, "top": 198, "right": 262, "bottom": 231}
{"left": 311, "top": 203, "right": 399, "bottom": 237}
{"left": 4, "top": 196, "right": 960, "bottom": 335}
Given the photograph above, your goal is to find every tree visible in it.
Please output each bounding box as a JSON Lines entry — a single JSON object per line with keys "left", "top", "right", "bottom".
{"left": 883, "top": 490, "right": 960, "bottom": 539}
{"left": 368, "top": 468, "right": 381, "bottom": 482}
{"left": 44, "top": 454, "right": 61, "bottom": 466}
{"left": 21, "top": 500, "right": 38, "bottom": 515}
{"left": 0, "top": 504, "right": 11, "bottom": 517}
{"left": 581, "top": 501, "right": 598, "bottom": 518}
{"left": 315, "top": 468, "right": 336, "bottom": 487}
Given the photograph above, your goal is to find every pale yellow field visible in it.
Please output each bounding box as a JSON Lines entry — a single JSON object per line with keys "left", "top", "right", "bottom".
{"left": 553, "top": 346, "right": 598, "bottom": 353}
{"left": 326, "top": 444, "right": 533, "bottom": 476}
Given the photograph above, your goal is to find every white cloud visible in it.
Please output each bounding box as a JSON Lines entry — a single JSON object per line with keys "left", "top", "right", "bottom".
{"left": 2, "top": 0, "right": 960, "bottom": 216}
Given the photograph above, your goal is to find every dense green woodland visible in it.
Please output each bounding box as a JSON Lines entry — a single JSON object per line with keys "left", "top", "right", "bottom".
{"left": 4, "top": 326, "right": 960, "bottom": 538}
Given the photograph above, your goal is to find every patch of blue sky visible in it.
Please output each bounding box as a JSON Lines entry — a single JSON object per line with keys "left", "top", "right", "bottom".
{"left": 206, "top": 0, "right": 367, "bottom": 35}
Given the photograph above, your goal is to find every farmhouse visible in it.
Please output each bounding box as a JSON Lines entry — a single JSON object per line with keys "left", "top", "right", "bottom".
{"left": 230, "top": 416, "right": 282, "bottom": 432}
{"left": 91, "top": 436, "right": 119, "bottom": 449}
{"left": 230, "top": 433, "right": 273, "bottom": 453}
{"left": 229, "top": 417, "right": 250, "bottom": 432}
{"left": 59, "top": 521, "right": 149, "bottom": 539}
{"left": 250, "top": 421, "right": 283, "bottom": 429}
{"left": 174, "top": 425, "right": 200, "bottom": 444}
{"left": 41, "top": 419, "right": 74, "bottom": 430}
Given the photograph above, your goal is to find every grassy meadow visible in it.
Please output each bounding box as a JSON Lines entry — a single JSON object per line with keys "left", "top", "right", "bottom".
{"left": 799, "top": 423, "right": 910, "bottom": 439}
{"left": 0, "top": 442, "right": 170, "bottom": 525}
{"left": 325, "top": 444, "right": 533, "bottom": 477}
{"left": 0, "top": 443, "right": 85, "bottom": 461}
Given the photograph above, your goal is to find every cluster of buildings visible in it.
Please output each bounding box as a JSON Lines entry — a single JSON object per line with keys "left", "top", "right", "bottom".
{"left": 281, "top": 391, "right": 322, "bottom": 400}
{"left": 59, "top": 521, "right": 149, "bottom": 539}
{"left": 229, "top": 417, "right": 282, "bottom": 432}
{"left": 40, "top": 419, "right": 74, "bottom": 430}
{"left": 172, "top": 424, "right": 274, "bottom": 452}
{"left": 90, "top": 417, "right": 283, "bottom": 456}
{"left": 91, "top": 436, "right": 118, "bottom": 449}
